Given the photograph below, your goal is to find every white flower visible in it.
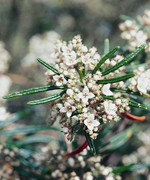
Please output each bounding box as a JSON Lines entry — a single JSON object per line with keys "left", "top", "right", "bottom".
{"left": 104, "top": 101, "right": 116, "bottom": 115}
{"left": 78, "top": 86, "right": 95, "bottom": 103}
{"left": 66, "top": 89, "right": 74, "bottom": 96}
{"left": 51, "top": 43, "right": 62, "bottom": 58}
{"left": 101, "top": 84, "right": 113, "bottom": 96}
{"left": 62, "top": 44, "right": 73, "bottom": 55}
{"left": 53, "top": 74, "right": 67, "bottom": 86}
{"left": 60, "top": 102, "right": 76, "bottom": 117}
{"left": 84, "top": 114, "right": 100, "bottom": 131}
{"left": 65, "top": 51, "right": 77, "bottom": 66}
{"left": 137, "top": 73, "right": 149, "bottom": 94}
{"left": 81, "top": 53, "right": 91, "bottom": 64}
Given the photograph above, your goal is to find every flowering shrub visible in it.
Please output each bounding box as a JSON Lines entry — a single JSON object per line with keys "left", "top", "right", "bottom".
{"left": 119, "top": 9, "right": 150, "bottom": 52}
{"left": 4, "top": 35, "right": 149, "bottom": 156}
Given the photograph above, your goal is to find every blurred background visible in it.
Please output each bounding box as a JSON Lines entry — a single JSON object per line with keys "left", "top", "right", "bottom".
{"left": 1, "top": 1, "right": 150, "bottom": 179}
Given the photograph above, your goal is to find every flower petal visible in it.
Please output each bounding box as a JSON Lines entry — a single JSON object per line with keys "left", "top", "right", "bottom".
{"left": 60, "top": 107, "right": 67, "bottom": 113}
{"left": 67, "top": 111, "right": 72, "bottom": 117}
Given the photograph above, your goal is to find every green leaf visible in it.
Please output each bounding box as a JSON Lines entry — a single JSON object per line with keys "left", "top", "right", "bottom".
{"left": 0, "top": 109, "right": 30, "bottom": 129}
{"left": 110, "top": 87, "right": 141, "bottom": 96}
{"left": 124, "top": 63, "right": 150, "bottom": 73}
{"left": 120, "top": 15, "right": 135, "bottom": 21}
{"left": 113, "top": 164, "right": 135, "bottom": 174}
{"left": 129, "top": 99, "right": 147, "bottom": 109}
{"left": 3, "top": 85, "right": 66, "bottom": 99}
{"left": 16, "top": 135, "right": 58, "bottom": 146}
{"left": 100, "top": 125, "right": 137, "bottom": 154}
{"left": 37, "top": 57, "right": 59, "bottom": 75}
{"left": 102, "top": 44, "right": 146, "bottom": 76}
{"left": 101, "top": 94, "right": 114, "bottom": 100}
{"left": 104, "top": 38, "right": 109, "bottom": 55}
{"left": 0, "top": 125, "right": 59, "bottom": 136}
{"left": 27, "top": 90, "right": 66, "bottom": 105}
{"left": 84, "top": 130, "right": 96, "bottom": 155}
{"left": 129, "top": 163, "right": 150, "bottom": 171}
{"left": 92, "top": 46, "right": 120, "bottom": 75}
{"left": 97, "top": 73, "right": 135, "bottom": 84}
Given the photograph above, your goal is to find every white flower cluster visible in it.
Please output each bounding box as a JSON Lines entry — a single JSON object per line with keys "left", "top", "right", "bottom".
{"left": 0, "top": 41, "right": 11, "bottom": 73}
{"left": 46, "top": 35, "right": 130, "bottom": 140}
{"left": 128, "top": 66, "right": 150, "bottom": 95}
{"left": 21, "top": 31, "right": 60, "bottom": 68}
{"left": 0, "top": 40, "right": 12, "bottom": 105}
{"left": 119, "top": 9, "right": 150, "bottom": 52}
{"left": 34, "top": 146, "right": 121, "bottom": 180}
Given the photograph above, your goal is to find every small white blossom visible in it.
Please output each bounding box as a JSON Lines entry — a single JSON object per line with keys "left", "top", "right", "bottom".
{"left": 137, "top": 73, "right": 150, "bottom": 94}
{"left": 66, "top": 89, "right": 74, "bottom": 96}
{"left": 104, "top": 101, "right": 116, "bottom": 115}
{"left": 65, "top": 51, "right": 77, "bottom": 66}
{"left": 60, "top": 102, "right": 76, "bottom": 117}
{"left": 84, "top": 114, "right": 100, "bottom": 131}
{"left": 53, "top": 74, "right": 67, "bottom": 86}
{"left": 78, "top": 86, "right": 95, "bottom": 103}
{"left": 81, "top": 53, "right": 91, "bottom": 64}
{"left": 62, "top": 44, "right": 73, "bottom": 55}
{"left": 101, "top": 84, "right": 113, "bottom": 96}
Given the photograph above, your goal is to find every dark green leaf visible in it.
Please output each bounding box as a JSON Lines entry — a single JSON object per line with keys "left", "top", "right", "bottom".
{"left": 97, "top": 73, "right": 135, "bottom": 84}
{"left": 104, "top": 38, "right": 109, "bottom": 55}
{"left": 92, "top": 46, "right": 120, "bottom": 74}
{"left": 37, "top": 57, "right": 59, "bottom": 75}
{"left": 110, "top": 87, "right": 141, "bottom": 96}
{"left": 129, "top": 100, "right": 147, "bottom": 109}
{"left": 0, "top": 125, "right": 59, "bottom": 136}
{"left": 84, "top": 130, "right": 96, "bottom": 155}
{"left": 0, "top": 109, "right": 30, "bottom": 129}
{"left": 27, "top": 90, "right": 66, "bottom": 105}
{"left": 113, "top": 164, "right": 135, "bottom": 174}
{"left": 101, "top": 94, "right": 114, "bottom": 100}
{"left": 3, "top": 85, "right": 66, "bottom": 99}
{"left": 102, "top": 44, "right": 146, "bottom": 76}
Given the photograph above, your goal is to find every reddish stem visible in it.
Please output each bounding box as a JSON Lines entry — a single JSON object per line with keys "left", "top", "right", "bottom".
{"left": 121, "top": 112, "right": 146, "bottom": 122}
{"left": 62, "top": 140, "right": 88, "bottom": 158}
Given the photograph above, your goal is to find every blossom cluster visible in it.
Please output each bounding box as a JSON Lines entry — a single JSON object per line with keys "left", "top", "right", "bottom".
{"left": 129, "top": 66, "right": 150, "bottom": 95}
{"left": 34, "top": 145, "right": 121, "bottom": 180}
{"left": 46, "top": 35, "right": 131, "bottom": 141}
{"left": 21, "top": 31, "right": 60, "bottom": 68}
{"left": 119, "top": 9, "right": 150, "bottom": 52}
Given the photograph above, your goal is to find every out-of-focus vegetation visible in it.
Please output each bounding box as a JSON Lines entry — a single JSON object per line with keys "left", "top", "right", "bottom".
{"left": 1, "top": 1, "right": 150, "bottom": 180}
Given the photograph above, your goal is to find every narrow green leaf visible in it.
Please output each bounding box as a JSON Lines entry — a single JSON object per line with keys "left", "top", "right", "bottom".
{"left": 101, "top": 94, "right": 147, "bottom": 110}
{"left": 92, "top": 46, "right": 120, "bottom": 74}
{"left": 97, "top": 73, "right": 135, "bottom": 84}
{"left": 113, "top": 164, "right": 135, "bottom": 174}
{"left": 0, "top": 125, "right": 59, "bottom": 136}
{"left": 84, "top": 130, "right": 96, "bottom": 155}
{"left": 0, "top": 109, "right": 30, "bottom": 129}
{"left": 100, "top": 125, "right": 137, "bottom": 154}
{"left": 102, "top": 44, "right": 146, "bottom": 76}
{"left": 101, "top": 94, "right": 114, "bottom": 100}
{"left": 3, "top": 85, "right": 66, "bottom": 99}
{"left": 110, "top": 87, "right": 141, "bottom": 96}
{"left": 129, "top": 163, "right": 150, "bottom": 171}
{"left": 104, "top": 38, "right": 109, "bottom": 55}
{"left": 16, "top": 135, "right": 58, "bottom": 146}
{"left": 124, "top": 63, "right": 150, "bottom": 73}
{"left": 120, "top": 15, "right": 135, "bottom": 21}
{"left": 27, "top": 90, "right": 66, "bottom": 105}
{"left": 37, "top": 57, "right": 59, "bottom": 75}
{"left": 129, "top": 100, "right": 147, "bottom": 109}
